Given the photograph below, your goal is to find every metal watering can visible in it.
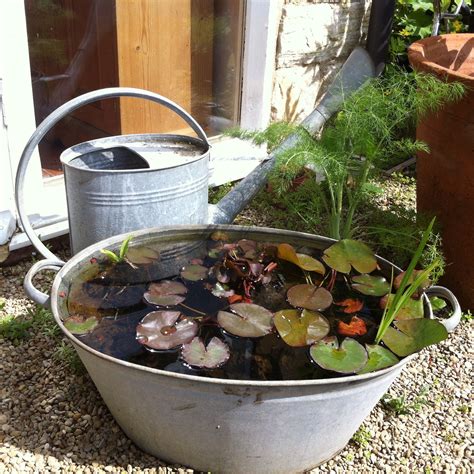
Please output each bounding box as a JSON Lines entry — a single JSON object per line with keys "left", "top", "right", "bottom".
{"left": 15, "top": 48, "right": 376, "bottom": 264}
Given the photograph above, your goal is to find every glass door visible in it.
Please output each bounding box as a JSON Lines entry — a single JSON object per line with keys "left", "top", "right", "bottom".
{"left": 24, "top": 0, "right": 246, "bottom": 177}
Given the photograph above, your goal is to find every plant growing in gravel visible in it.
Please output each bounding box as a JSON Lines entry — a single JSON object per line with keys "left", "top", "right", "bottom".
{"left": 0, "top": 314, "right": 32, "bottom": 342}
{"left": 351, "top": 426, "right": 372, "bottom": 447}
{"left": 382, "top": 385, "right": 430, "bottom": 415}
{"left": 228, "top": 69, "right": 464, "bottom": 242}
{"left": 53, "top": 340, "right": 86, "bottom": 375}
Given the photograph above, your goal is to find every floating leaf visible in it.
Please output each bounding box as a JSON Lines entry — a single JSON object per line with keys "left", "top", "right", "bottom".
{"left": 126, "top": 246, "right": 160, "bottom": 265}
{"left": 310, "top": 337, "right": 368, "bottom": 374}
{"left": 238, "top": 239, "right": 257, "bottom": 258}
{"left": 322, "top": 240, "right": 377, "bottom": 274}
{"left": 136, "top": 311, "right": 198, "bottom": 351}
{"left": 352, "top": 274, "right": 390, "bottom": 296}
{"left": 64, "top": 315, "right": 99, "bottom": 335}
{"left": 358, "top": 344, "right": 399, "bottom": 374}
{"left": 180, "top": 264, "right": 208, "bottom": 281}
{"left": 394, "top": 269, "right": 430, "bottom": 292}
{"left": 337, "top": 316, "right": 367, "bottom": 336}
{"left": 277, "top": 243, "right": 325, "bottom": 274}
{"left": 217, "top": 303, "right": 273, "bottom": 338}
{"left": 211, "top": 282, "right": 234, "bottom": 298}
{"left": 335, "top": 298, "right": 364, "bottom": 313}
{"left": 429, "top": 296, "right": 447, "bottom": 311}
{"left": 144, "top": 280, "right": 188, "bottom": 306}
{"left": 381, "top": 319, "right": 448, "bottom": 357}
{"left": 274, "top": 309, "right": 330, "bottom": 347}
{"left": 380, "top": 294, "right": 424, "bottom": 320}
{"left": 181, "top": 337, "right": 230, "bottom": 369}
{"left": 287, "top": 284, "right": 333, "bottom": 311}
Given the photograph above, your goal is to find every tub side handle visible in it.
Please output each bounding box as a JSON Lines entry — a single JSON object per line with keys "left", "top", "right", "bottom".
{"left": 24, "top": 259, "right": 64, "bottom": 308}
{"left": 425, "top": 285, "right": 462, "bottom": 332}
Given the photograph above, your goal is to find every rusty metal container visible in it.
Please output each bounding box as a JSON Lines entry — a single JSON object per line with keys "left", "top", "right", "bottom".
{"left": 408, "top": 34, "right": 474, "bottom": 309}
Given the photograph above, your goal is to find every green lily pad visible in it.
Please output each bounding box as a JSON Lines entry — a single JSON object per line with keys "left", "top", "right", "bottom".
{"left": 277, "top": 243, "right": 325, "bottom": 274}
{"left": 136, "top": 310, "right": 198, "bottom": 351}
{"left": 352, "top": 274, "right": 390, "bottom": 296}
{"left": 181, "top": 337, "right": 230, "bottom": 369}
{"left": 217, "top": 303, "right": 273, "bottom": 338}
{"left": 274, "top": 309, "right": 330, "bottom": 347}
{"left": 380, "top": 294, "right": 424, "bottom": 320}
{"left": 144, "top": 280, "right": 188, "bottom": 306}
{"left": 126, "top": 246, "right": 160, "bottom": 265}
{"left": 322, "top": 240, "right": 377, "bottom": 274}
{"left": 358, "top": 344, "right": 399, "bottom": 374}
{"left": 429, "top": 296, "right": 447, "bottom": 311}
{"left": 381, "top": 319, "right": 448, "bottom": 357}
{"left": 287, "top": 284, "right": 333, "bottom": 311}
{"left": 310, "top": 337, "right": 368, "bottom": 374}
{"left": 180, "top": 264, "right": 208, "bottom": 281}
{"left": 64, "top": 315, "right": 99, "bottom": 335}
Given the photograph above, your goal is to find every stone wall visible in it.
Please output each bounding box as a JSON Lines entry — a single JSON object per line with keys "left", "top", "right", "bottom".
{"left": 271, "top": 0, "right": 372, "bottom": 122}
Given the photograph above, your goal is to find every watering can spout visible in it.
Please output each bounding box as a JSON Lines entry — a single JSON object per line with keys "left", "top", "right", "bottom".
{"left": 208, "top": 46, "right": 375, "bottom": 225}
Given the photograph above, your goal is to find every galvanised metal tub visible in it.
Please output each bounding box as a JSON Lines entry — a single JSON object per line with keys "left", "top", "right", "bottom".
{"left": 24, "top": 225, "right": 461, "bottom": 473}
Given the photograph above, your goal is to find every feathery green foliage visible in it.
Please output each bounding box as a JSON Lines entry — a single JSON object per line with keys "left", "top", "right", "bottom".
{"left": 229, "top": 69, "right": 464, "bottom": 242}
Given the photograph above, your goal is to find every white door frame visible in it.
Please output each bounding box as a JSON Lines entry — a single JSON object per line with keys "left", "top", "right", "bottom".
{"left": 0, "top": 0, "right": 280, "bottom": 251}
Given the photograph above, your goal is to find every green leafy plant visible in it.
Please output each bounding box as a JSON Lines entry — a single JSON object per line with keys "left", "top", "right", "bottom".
{"left": 53, "top": 340, "right": 86, "bottom": 375}
{"left": 100, "top": 235, "right": 132, "bottom": 264}
{"left": 229, "top": 69, "right": 464, "bottom": 242}
{"left": 0, "top": 315, "right": 32, "bottom": 342}
{"left": 382, "top": 385, "right": 430, "bottom": 415}
{"left": 390, "top": 0, "right": 469, "bottom": 66}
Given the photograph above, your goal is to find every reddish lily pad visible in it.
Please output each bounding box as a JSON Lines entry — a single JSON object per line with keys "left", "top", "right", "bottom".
{"left": 358, "top": 344, "right": 399, "bottom": 374}
{"left": 322, "top": 240, "right": 377, "bottom": 274}
{"left": 181, "top": 337, "right": 230, "bottom": 369}
{"left": 380, "top": 294, "right": 424, "bottom": 320}
{"left": 180, "top": 264, "right": 208, "bottom": 281}
{"left": 126, "top": 246, "right": 160, "bottom": 265}
{"left": 287, "top": 284, "right": 333, "bottom": 311}
{"left": 337, "top": 316, "right": 367, "bottom": 336}
{"left": 277, "top": 243, "right": 325, "bottom": 274}
{"left": 394, "top": 270, "right": 430, "bottom": 292}
{"left": 136, "top": 311, "right": 198, "bottom": 351}
{"left": 310, "top": 337, "right": 368, "bottom": 374}
{"left": 64, "top": 315, "right": 99, "bottom": 335}
{"left": 144, "top": 280, "right": 188, "bottom": 306}
{"left": 352, "top": 274, "right": 390, "bottom": 297}
{"left": 237, "top": 239, "right": 257, "bottom": 258}
{"left": 217, "top": 303, "right": 273, "bottom": 338}
{"left": 274, "top": 309, "right": 330, "bottom": 347}
{"left": 335, "top": 298, "right": 364, "bottom": 313}
{"left": 381, "top": 319, "right": 448, "bottom": 357}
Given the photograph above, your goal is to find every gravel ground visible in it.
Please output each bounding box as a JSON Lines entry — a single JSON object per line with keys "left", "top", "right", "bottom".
{"left": 1, "top": 175, "right": 473, "bottom": 473}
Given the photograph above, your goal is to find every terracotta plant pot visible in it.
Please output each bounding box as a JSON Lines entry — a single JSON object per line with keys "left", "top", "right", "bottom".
{"left": 408, "top": 34, "right": 474, "bottom": 309}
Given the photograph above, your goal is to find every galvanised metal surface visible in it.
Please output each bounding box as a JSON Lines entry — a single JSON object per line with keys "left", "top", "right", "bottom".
{"left": 61, "top": 134, "right": 210, "bottom": 254}
{"left": 23, "top": 225, "right": 462, "bottom": 473}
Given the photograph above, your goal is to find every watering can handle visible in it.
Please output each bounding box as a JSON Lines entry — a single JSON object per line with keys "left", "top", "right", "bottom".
{"left": 15, "top": 87, "right": 209, "bottom": 262}
{"left": 24, "top": 259, "right": 65, "bottom": 308}
{"left": 425, "top": 285, "right": 462, "bottom": 332}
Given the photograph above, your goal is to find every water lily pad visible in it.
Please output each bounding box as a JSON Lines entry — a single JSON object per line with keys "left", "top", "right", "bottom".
{"left": 335, "top": 298, "right": 363, "bottom": 313}
{"left": 126, "top": 246, "right": 160, "bottom": 265}
{"left": 64, "top": 315, "right": 99, "bottom": 335}
{"left": 277, "top": 243, "right": 325, "bottom": 274}
{"left": 337, "top": 316, "right": 367, "bottom": 336}
{"left": 287, "top": 284, "right": 333, "bottom": 311}
{"left": 352, "top": 274, "right": 390, "bottom": 296}
{"left": 144, "top": 280, "right": 188, "bottom": 306}
{"left": 238, "top": 239, "right": 257, "bottom": 258}
{"left": 217, "top": 303, "right": 273, "bottom": 338}
{"left": 180, "top": 264, "right": 208, "bottom": 281}
{"left": 181, "top": 337, "right": 230, "bottom": 369}
{"left": 310, "top": 337, "right": 368, "bottom": 374}
{"left": 394, "top": 270, "right": 430, "bottom": 292}
{"left": 381, "top": 319, "right": 448, "bottom": 357}
{"left": 358, "top": 344, "right": 399, "bottom": 374}
{"left": 380, "top": 294, "right": 424, "bottom": 320}
{"left": 136, "top": 311, "right": 198, "bottom": 351}
{"left": 274, "top": 309, "right": 330, "bottom": 347}
{"left": 322, "top": 240, "right": 377, "bottom": 274}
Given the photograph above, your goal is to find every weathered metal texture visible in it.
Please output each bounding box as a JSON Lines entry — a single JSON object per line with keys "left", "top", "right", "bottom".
{"left": 61, "top": 135, "right": 209, "bottom": 254}
{"left": 23, "top": 225, "right": 461, "bottom": 473}
{"left": 409, "top": 34, "right": 474, "bottom": 309}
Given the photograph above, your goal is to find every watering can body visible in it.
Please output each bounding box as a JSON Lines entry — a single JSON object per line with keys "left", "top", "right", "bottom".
{"left": 61, "top": 133, "right": 211, "bottom": 254}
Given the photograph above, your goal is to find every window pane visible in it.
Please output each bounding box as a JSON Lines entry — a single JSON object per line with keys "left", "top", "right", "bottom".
{"left": 24, "top": 0, "right": 245, "bottom": 177}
